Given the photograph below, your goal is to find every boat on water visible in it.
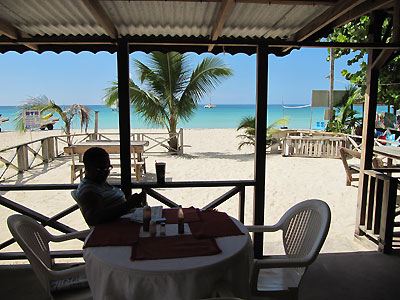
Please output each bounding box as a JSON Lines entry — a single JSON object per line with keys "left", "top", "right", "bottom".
{"left": 0, "top": 115, "right": 9, "bottom": 125}
{"left": 204, "top": 103, "right": 216, "bottom": 108}
{"left": 0, "top": 114, "right": 9, "bottom": 132}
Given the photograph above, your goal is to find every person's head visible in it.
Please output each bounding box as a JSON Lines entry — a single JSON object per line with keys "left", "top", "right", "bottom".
{"left": 83, "top": 147, "right": 112, "bottom": 183}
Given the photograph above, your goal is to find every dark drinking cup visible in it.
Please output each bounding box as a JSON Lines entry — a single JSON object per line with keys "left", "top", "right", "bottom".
{"left": 155, "top": 162, "right": 166, "bottom": 184}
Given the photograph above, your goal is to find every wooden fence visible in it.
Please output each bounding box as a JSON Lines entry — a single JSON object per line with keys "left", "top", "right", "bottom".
{"left": 282, "top": 135, "right": 347, "bottom": 158}
{"left": 0, "top": 180, "right": 255, "bottom": 261}
{"left": 356, "top": 169, "right": 399, "bottom": 253}
{"left": 0, "top": 130, "right": 184, "bottom": 181}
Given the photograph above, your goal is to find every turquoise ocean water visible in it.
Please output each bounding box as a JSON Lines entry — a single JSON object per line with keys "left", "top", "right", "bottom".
{"left": 0, "top": 104, "right": 390, "bottom": 131}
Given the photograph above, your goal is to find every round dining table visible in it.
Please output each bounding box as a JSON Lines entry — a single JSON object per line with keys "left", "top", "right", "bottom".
{"left": 83, "top": 218, "right": 252, "bottom": 300}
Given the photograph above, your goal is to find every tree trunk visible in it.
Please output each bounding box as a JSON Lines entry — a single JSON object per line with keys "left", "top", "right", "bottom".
{"left": 168, "top": 117, "right": 178, "bottom": 152}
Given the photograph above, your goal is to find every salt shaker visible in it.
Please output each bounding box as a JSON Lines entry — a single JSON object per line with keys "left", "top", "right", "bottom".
{"left": 143, "top": 205, "right": 151, "bottom": 232}
{"left": 178, "top": 205, "right": 184, "bottom": 234}
{"left": 149, "top": 220, "right": 157, "bottom": 237}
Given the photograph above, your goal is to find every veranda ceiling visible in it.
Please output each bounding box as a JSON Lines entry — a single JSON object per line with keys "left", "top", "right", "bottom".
{"left": 0, "top": 0, "right": 396, "bottom": 55}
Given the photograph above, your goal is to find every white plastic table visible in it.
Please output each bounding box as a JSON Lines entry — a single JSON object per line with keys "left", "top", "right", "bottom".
{"left": 83, "top": 218, "right": 252, "bottom": 300}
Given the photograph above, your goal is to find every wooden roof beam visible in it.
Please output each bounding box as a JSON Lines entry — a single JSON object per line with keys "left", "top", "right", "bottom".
{"left": 0, "top": 18, "right": 38, "bottom": 51}
{"left": 208, "top": 0, "right": 234, "bottom": 52}
{"left": 280, "top": 0, "right": 366, "bottom": 53}
{"left": 372, "top": 1, "right": 399, "bottom": 70}
{"left": 331, "top": 0, "right": 394, "bottom": 28}
{"left": 291, "top": 0, "right": 366, "bottom": 42}
{"left": 104, "top": 0, "right": 336, "bottom": 5}
{"left": 83, "top": 0, "right": 119, "bottom": 39}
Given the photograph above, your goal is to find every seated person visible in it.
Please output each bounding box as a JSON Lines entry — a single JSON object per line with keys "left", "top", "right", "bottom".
{"left": 72, "top": 147, "right": 146, "bottom": 226}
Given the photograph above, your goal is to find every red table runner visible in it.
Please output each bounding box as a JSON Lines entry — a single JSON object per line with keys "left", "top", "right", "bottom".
{"left": 131, "top": 235, "right": 221, "bottom": 260}
{"left": 84, "top": 219, "right": 141, "bottom": 248}
{"left": 162, "top": 206, "right": 201, "bottom": 223}
{"left": 189, "top": 210, "right": 244, "bottom": 239}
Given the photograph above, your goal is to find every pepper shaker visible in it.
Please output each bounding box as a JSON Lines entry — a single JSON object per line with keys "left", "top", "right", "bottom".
{"left": 149, "top": 220, "right": 157, "bottom": 237}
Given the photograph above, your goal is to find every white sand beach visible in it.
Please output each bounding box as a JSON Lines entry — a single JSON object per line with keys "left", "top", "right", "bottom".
{"left": 0, "top": 128, "right": 373, "bottom": 259}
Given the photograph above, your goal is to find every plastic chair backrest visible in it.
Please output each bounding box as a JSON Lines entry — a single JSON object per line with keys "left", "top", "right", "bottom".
{"left": 278, "top": 200, "right": 331, "bottom": 263}
{"left": 7, "top": 214, "right": 54, "bottom": 295}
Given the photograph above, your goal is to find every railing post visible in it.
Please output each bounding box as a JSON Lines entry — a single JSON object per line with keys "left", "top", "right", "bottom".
{"left": 179, "top": 128, "right": 183, "bottom": 155}
{"left": 48, "top": 137, "right": 55, "bottom": 160}
{"left": 41, "top": 138, "right": 49, "bottom": 162}
{"left": 17, "top": 145, "right": 28, "bottom": 172}
{"left": 378, "top": 177, "right": 398, "bottom": 254}
{"left": 239, "top": 186, "right": 245, "bottom": 223}
{"left": 94, "top": 111, "right": 99, "bottom": 140}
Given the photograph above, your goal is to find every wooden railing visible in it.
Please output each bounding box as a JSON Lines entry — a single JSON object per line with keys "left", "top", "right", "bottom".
{"left": 0, "top": 130, "right": 184, "bottom": 181}
{"left": 282, "top": 135, "right": 346, "bottom": 158}
{"left": 0, "top": 180, "right": 255, "bottom": 260}
{"left": 356, "top": 169, "right": 399, "bottom": 254}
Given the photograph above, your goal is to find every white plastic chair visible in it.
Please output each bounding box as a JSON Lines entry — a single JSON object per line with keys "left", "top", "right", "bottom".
{"left": 246, "top": 199, "right": 331, "bottom": 300}
{"left": 7, "top": 214, "right": 92, "bottom": 300}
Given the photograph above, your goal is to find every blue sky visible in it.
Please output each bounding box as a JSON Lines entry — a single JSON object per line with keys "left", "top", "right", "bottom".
{"left": 0, "top": 48, "right": 361, "bottom": 106}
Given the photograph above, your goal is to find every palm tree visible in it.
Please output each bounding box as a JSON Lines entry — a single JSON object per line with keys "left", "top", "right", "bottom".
{"left": 104, "top": 52, "right": 233, "bottom": 151}
{"left": 15, "top": 95, "right": 91, "bottom": 144}
{"left": 326, "top": 85, "right": 363, "bottom": 134}
{"left": 237, "top": 116, "right": 290, "bottom": 150}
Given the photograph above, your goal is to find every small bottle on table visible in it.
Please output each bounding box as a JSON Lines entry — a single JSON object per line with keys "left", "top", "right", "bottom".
{"left": 143, "top": 205, "right": 151, "bottom": 232}
{"left": 178, "top": 205, "right": 184, "bottom": 234}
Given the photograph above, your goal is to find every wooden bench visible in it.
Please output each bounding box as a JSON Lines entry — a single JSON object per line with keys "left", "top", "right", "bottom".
{"left": 64, "top": 145, "right": 146, "bottom": 183}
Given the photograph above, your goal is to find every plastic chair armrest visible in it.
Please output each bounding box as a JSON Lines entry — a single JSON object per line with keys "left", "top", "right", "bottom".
{"left": 48, "top": 264, "right": 86, "bottom": 280}
{"left": 254, "top": 255, "right": 312, "bottom": 269}
{"left": 246, "top": 225, "right": 281, "bottom": 232}
{"left": 50, "top": 229, "right": 90, "bottom": 242}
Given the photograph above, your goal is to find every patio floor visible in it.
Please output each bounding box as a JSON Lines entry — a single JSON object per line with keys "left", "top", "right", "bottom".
{"left": 1, "top": 251, "right": 399, "bottom": 300}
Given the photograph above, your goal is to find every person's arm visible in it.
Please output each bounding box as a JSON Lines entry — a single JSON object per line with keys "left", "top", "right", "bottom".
{"left": 77, "top": 190, "right": 134, "bottom": 226}
{"left": 126, "top": 190, "right": 147, "bottom": 207}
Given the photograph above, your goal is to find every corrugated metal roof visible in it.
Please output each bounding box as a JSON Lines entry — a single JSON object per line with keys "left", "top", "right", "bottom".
{"left": 0, "top": 0, "right": 328, "bottom": 39}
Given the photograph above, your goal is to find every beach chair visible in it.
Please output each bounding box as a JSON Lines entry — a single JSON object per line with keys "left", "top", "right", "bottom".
{"left": 7, "top": 215, "right": 92, "bottom": 300}
{"left": 340, "top": 147, "right": 384, "bottom": 186}
{"left": 246, "top": 199, "right": 331, "bottom": 300}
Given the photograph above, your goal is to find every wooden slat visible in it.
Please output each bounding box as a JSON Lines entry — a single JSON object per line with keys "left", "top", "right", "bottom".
{"left": 290, "top": 0, "right": 366, "bottom": 43}
{"left": 145, "top": 188, "right": 179, "bottom": 208}
{"left": 0, "top": 18, "right": 38, "bottom": 50}
{"left": 208, "top": 0, "right": 234, "bottom": 51}
{"left": 332, "top": 0, "right": 394, "bottom": 28}
{"left": 82, "top": 0, "right": 118, "bottom": 39}
{"left": 371, "top": 1, "right": 400, "bottom": 70}
{"left": 202, "top": 186, "right": 241, "bottom": 210}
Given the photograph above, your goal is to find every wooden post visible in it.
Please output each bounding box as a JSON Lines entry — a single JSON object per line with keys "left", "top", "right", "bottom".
{"left": 17, "top": 145, "right": 28, "bottom": 172}
{"left": 117, "top": 40, "right": 132, "bottom": 198}
{"left": 329, "top": 48, "right": 335, "bottom": 121}
{"left": 41, "top": 138, "right": 49, "bottom": 162}
{"left": 356, "top": 11, "right": 384, "bottom": 235}
{"left": 378, "top": 177, "right": 397, "bottom": 253}
{"left": 48, "top": 137, "right": 55, "bottom": 160}
{"left": 179, "top": 128, "right": 183, "bottom": 155}
{"left": 94, "top": 111, "right": 99, "bottom": 140}
{"left": 253, "top": 44, "right": 268, "bottom": 259}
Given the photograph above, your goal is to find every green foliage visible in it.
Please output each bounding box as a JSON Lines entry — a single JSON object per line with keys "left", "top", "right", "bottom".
{"left": 14, "top": 95, "right": 91, "bottom": 143}
{"left": 325, "top": 15, "right": 400, "bottom": 109}
{"left": 104, "top": 52, "right": 233, "bottom": 150}
{"left": 236, "top": 116, "right": 289, "bottom": 150}
{"left": 326, "top": 85, "right": 363, "bottom": 133}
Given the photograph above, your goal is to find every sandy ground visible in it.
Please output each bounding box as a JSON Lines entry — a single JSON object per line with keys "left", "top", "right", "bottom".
{"left": 0, "top": 128, "right": 374, "bottom": 262}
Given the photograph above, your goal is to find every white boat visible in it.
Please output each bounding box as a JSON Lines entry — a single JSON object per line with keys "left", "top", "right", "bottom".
{"left": 0, "top": 115, "right": 9, "bottom": 132}
{"left": 0, "top": 115, "right": 9, "bottom": 125}
{"left": 204, "top": 103, "right": 216, "bottom": 108}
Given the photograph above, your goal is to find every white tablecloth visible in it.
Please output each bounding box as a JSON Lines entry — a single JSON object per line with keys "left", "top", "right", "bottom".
{"left": 83, "top": 218, "right": 252, "bottom": 300}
